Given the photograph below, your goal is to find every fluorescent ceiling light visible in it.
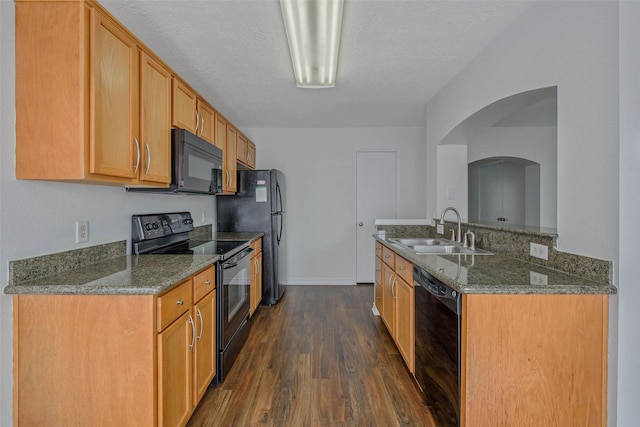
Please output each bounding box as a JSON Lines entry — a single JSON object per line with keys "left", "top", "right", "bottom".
{"left": 280, "top": 0, "right": 344, "bottom": 88}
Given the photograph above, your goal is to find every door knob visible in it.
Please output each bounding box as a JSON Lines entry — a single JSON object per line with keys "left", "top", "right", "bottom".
{"left": 358, "top": 222, "right": 364, "bottom": 226}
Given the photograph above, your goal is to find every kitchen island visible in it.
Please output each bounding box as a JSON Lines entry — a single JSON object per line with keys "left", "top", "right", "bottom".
{"left": 374, "top": 234, "right": 615, "bottom": 427}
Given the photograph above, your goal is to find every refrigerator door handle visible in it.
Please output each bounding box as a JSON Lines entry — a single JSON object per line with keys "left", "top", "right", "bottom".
{"left": 277, "top": 211, "right": 283, "bottom": 244}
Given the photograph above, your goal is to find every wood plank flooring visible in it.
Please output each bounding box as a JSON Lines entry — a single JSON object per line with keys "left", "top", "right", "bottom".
{"left": 187, "top": 285, "right": 435, "bottom": 427}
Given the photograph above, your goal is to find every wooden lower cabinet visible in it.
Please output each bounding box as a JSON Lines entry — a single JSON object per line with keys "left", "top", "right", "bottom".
{"left": 158, "top": 309, "right": 193, "bottom": 427}
{"left": 374, "top": 255, "right": 383, "bottom": 315}
{"left": 376, "top": 242, "right": 608, "bottom": 425}
{"left": 461, "top": 293, "right": 608, "bottom": 426}
{"left": 12, "top": 265, "right": 216, "bottom": 427}
{"left": 394, "top": 275, "right": 415, "bottom": 373}
{"left": 250, "top": 238, "right": 263, "bottom": 316}
{"left": 378, "top": 243, "right": 415, "bottom": 373}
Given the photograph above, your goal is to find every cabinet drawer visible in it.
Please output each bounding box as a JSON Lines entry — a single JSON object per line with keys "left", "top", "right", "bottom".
{"left": 395, "top": 256, "right": 413, "bottom": 286}
{"left": 251, "top": 238, "right": 262, "bottom": 254}
{"left": 157, "top": 280, "right": 193, "bottom": 332}
{"left": 382, "top": 245, "right": 395, "bottom": 268}
{"left": 193, "top": 266, "right": 215, "bottom": 303}
{"left": 375, "top": 241, "right": 382, "bottom": 259}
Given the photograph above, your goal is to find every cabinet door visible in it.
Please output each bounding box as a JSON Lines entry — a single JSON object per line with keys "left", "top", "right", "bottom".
{"left": 214, "top": 112, "right": 227, "bottom": 151}
{"left": 381, "top": 263, "right": 395, "bottom": 333}
{"left": 394, "top": 276, "right": 415, "bottom": 373}
{"left": 247, "top": 140, "right": 256, "bottom": 169}
{"left": 237, "top": 132, "right": 248, "bottom": 166}
{"left": 193, "top": 290, "right": 216, "bottom": 405}
{"left": 172, "top": 78, "right": 197, "bottom": 133}
{"left": 140, "top": 52, "right": 171, "bottom": 184}
{"left": 197, "top": 101, "right": 216, "bottom": 144}
{"left": 374, "top": 256, "right": 383, "bottom": 314}
{"left": 158, "top": 311, "right": 194, "bottom": 427}
{"left": 224, "top": 124, "right": 238, "bottom": 193}
{"left": 250, "top": 252, "right": 263, "bottom": 316}
{"left": 90, "top": 9, "right": 138, "bottom": 179}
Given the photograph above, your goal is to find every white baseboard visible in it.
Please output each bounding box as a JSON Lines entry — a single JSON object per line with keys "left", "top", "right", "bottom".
{"left": 283, "top": 278, "right": 355, "bottom": 286}
{"left": 372, "top": 303, "right": 380, "bottom": 316}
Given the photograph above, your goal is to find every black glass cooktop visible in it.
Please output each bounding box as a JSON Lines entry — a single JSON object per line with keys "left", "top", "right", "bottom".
{"left": 149, "top": 239, "right": 249, "bottom": 260}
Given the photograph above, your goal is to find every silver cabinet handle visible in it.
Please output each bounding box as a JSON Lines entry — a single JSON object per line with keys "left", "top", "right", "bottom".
{"left": 196, "top": 308, "right": 203, "bottom": 342}
{"left": 392, "top": 277, "right": 397, "bottom": 299}
{"left": 145, "top": 142, "right": 151, "bottom": 176}
{"left": 195, "top": 110, "right": 199, "bottom": 134}
{"left": 204, "top": 279, "right": 211, "bottom": 286}
{"left": 200, "top": 113, "right": 205, "bottom": 135}
{"left": 188, "top": 315, "right": 196, "bottom": 350}
{"left": 176, "top": 299, "right": 184, "bottom": 305}
{"left": 254, "top": 259, "right": 259, "bottom": 278}
{"left": 133, "top": 138, "right": 141, "bottom": 174}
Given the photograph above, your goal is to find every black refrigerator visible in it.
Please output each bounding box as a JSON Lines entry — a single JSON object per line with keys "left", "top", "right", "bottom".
{"left": 217, "top": 169, "right": 286, "bottom": 305}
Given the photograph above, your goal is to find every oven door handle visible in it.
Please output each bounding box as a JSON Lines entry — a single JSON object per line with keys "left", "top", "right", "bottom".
{"left": 222, "top": 262, "right": 238, "bottom": 269}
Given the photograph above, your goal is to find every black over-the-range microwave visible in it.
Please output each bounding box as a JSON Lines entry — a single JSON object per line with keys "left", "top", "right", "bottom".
{"left": 127, "top": 128, "right": 223, "bottom": 195}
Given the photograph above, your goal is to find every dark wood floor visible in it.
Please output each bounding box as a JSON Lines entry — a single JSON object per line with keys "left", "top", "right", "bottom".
{"left": 187, "top": 285, "right": 435, "bottom": 427}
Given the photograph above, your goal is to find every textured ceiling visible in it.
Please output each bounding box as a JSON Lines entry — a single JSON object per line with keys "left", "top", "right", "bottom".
{"left": 100, "top": 0, "right": 533, "bottom": 128}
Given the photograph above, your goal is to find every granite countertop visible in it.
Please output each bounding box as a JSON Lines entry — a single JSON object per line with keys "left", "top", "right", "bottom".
{"left": 4, "top": 232, "right": 264, "bottom": 296}
{"left": 214, "top": 232, "right": 264, "bottom": 242}
{"left": 375, "top": 235, "right": 617, "bottom": 295}
{"left": 3, "top": 254, "right": 220, "bottom": 295}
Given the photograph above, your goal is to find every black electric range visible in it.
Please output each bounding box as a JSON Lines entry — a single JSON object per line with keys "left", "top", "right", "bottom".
{"left": 131, "top": 212, "right": 249, "bottom": 259}
{"left": 131, "top": 211, "right": 253, "bottom": 386}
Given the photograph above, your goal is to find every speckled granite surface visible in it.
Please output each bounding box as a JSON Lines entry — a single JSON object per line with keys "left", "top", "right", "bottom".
{"left": 8, "top": 240, "right": 126, "bottom": 284}
{"left": 213, "top": 232, "right": 264, "bottom": 242}
{"left": 4, "top": 254, "right": 218, "bottom": 295}
{"left": 377, "top": 222, "right": 612, "bottom": 284}
{"left": 375, "top": 236, "right": 616, "bottom": 295}
{"left": 4, "top": 231, "right": 262, "bottom": 296}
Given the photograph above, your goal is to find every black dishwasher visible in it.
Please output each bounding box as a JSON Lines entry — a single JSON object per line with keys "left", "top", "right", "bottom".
{"left": 413, "top": 266, "right": 461, "bottom": 426}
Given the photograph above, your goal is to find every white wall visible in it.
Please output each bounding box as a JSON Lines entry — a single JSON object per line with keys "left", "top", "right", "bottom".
{"left": 426, "top": 1, "right": 618, "bottom": 260}
{"left": 436, "top": 145, "right": 468, "bottom": 222}
{"left": 617, "top": 1, "right": 640, "bottom": 425}
{"left": 245, "top": 127, "right": 426, "bottom": 285}
{"left": 0, "top": 4, "right": 217, "bottom": 424}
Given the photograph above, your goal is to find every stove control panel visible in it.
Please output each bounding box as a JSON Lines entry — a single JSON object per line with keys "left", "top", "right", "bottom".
{"left": 132, "top": 212, "right": 195, "bottom": 242}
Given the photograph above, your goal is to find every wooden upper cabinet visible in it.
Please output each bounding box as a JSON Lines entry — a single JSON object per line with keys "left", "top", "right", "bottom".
{"left": 90, "top": 9, "right": 138, "bottom": 179}
{"left": 172, "top": 78, "right": 215, "bottom": 145}
{"left": 237, "top": 133, "right": 248, "bottom": 166}
{"left": 172, "top": 78, "right": 198, "bottom": 133}
{"left": 224, "top": 124, "right": 238, "bottom": 193}
{"left": 214, "top": 112, "right": 227, "bottom": 152}
{"left": 15, "top": 1, "right": 171, "bottom": 186}
{"left": 197, "top": 100, "right": 215, "bottom": 145}
{"left": 139, "top": 52, "right": 171, "bottom": 184}
{"left": 237, "top": 133, "right": 256, "bottom": 170}
{"left": 215, "top": 112, "right": 238, "bottom": 194}
{"left": 247, "top": 140, "right": 256, "bottom": 169}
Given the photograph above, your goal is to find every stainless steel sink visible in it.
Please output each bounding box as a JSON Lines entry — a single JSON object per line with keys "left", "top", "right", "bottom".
{"left": 388, "top": 238, "right": 493, "bottom": 255}
{"left": 390, "top": 238, "right": 446, "bottom": 246}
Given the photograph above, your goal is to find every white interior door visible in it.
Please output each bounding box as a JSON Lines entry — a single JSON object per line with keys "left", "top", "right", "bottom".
{"left": 356, "top": 151, "right": 397, "bottom": 283}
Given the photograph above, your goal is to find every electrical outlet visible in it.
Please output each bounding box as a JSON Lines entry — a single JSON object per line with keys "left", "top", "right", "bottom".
{"left": 530, "top": 271, "right": 548, "bottom": 285}
{"left": 436, "top": 224, "right": 444, "bottom": 234}
{"left": 76, "top": 221, "right": 89, "bottom": 243}
{"left": 530, "top": 242, "right": 548, "bottom": 260}
{"left": 201, "top": 211, "right": 206, "bottom": 223}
